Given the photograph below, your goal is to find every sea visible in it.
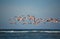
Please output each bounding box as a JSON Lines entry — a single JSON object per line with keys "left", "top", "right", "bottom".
{"left": 0, "top": 29, "right": 60, "bottom": 39}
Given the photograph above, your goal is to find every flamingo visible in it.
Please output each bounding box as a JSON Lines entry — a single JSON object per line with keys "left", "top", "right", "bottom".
{"left": 46, "top": 18, "right": 59, "bottom": 23}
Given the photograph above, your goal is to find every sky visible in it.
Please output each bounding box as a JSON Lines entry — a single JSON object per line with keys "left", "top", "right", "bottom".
{"left": 0, "top": 0, "right": 60, "bottom": 29}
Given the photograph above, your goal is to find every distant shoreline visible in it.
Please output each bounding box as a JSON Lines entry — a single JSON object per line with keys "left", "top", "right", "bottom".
{"left": 0, "top": 29, "right": 60, "bottom": 31}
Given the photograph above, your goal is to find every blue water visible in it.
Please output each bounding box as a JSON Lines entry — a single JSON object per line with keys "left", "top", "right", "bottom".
{"left": 0, "top": 32, "right": 60, "bottom": 39}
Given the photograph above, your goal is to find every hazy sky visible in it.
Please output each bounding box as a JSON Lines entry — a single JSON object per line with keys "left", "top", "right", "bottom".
{"left": 0, "top": 0, "right": 60, "bottom": 29}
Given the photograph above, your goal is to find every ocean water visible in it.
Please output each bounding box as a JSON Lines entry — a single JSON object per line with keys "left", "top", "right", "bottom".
{"left": 0, "top": 31, "right": 60, "bottom": 39}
